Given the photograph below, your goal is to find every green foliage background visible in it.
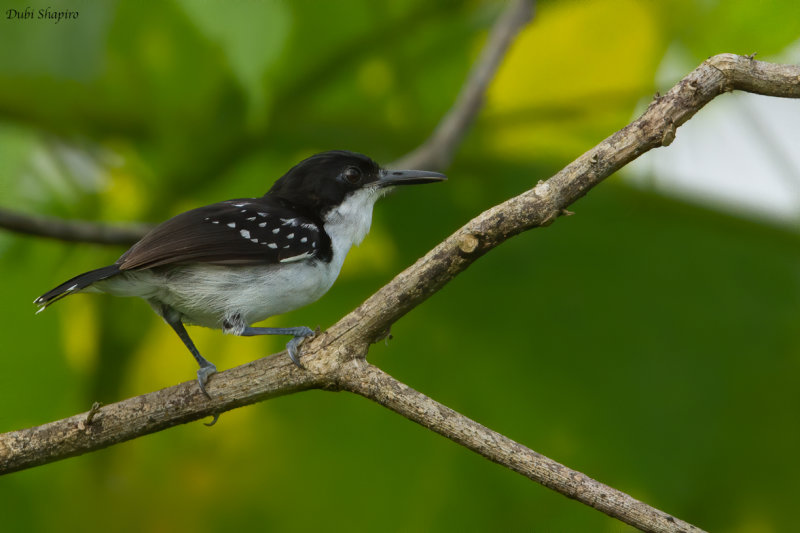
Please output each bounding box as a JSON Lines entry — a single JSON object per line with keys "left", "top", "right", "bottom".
{"left": 1, "top": 0, "right": 799, "bottom": 531}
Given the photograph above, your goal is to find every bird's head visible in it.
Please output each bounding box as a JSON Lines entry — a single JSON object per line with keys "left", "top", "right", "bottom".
{"left": 266, "top": 150, "right": 446, "bottom": 220}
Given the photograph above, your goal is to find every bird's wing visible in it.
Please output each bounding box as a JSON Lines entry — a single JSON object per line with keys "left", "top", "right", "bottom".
{"left": 117, "top": 198, "right": 328, "bottom": 270}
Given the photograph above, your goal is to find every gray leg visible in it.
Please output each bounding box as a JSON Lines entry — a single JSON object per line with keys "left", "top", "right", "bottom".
{"left": 240, "top": 326, "right": 314, "bottom": 367}
{"left": 164, "top": 314, "right": 217, "bottom": 396}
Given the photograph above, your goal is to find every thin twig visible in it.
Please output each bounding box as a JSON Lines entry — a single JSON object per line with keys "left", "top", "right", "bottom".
{"left": 0, "top": 207, "right": 149, "bottom": 246}
{"left": 390, "top": 0, "right": 535, "bottom": 170}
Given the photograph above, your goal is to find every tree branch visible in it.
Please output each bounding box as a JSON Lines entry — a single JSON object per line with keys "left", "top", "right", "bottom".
{"left": 0, "top": 207, "right": 150, "bottom": 246}
{"left": 389, "top": 0, "right": 534, "bottom": 171}
{"left": 0, "top": 351, "right": 323, "bottom": 474}
{"left": 3, "top": 54, "right": 798, "bottom": 531}
{"left": 328, "top": 54, "right": 800, "bottom": 351}
{"left": 340, "top": 365, "right": 702, "bottom": 533}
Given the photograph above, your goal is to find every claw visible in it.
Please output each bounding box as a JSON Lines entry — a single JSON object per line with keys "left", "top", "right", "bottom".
{"left": 204, "top": 413, "right": 221, "bottom": 427}
{"left": 286, "top": 327, "right": 314, "bottom": 368}
{"left": 286, "top": 337, "right": 304, "bottom": 368}
{"left": 197, "top": 363, "right": 217, "bottom": 398}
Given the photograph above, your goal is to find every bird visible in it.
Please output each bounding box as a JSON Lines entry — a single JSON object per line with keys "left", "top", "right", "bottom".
{"left": 35, "top": 150, "right": 446, "bottom": 395}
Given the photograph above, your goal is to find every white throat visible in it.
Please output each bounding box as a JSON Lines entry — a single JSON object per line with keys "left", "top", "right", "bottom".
{"left": 322, "top": 187, "right": 383, "bottom": 265}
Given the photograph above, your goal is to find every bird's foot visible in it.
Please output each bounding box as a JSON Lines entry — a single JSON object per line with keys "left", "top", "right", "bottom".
{"left": 196, "top": 363, "right": 217, "bottom": 397}
{"left": 287, "top": 327, "right": 314, "bottom": 368}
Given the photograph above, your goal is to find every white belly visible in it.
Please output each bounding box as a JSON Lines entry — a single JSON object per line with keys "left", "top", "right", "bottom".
{"left": 98, "top": 259, "right": 341, "bottom": 329}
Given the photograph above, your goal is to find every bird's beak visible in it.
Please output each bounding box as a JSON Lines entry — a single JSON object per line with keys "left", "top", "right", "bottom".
{"left": 378, "top": 169, "right": 447, "bottom": 187}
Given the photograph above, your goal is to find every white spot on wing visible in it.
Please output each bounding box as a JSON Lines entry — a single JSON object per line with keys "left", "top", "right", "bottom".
{"left": 267, "top": 243, "right": 278, "bottom": 249}
{"left": 258, "top": 212, "right": 267, "bottom": 217}
{"left": 287, "top": 233, "right": 294, "bottom": 239}
{"left": 246, "top": 217, "right": 256, "bottom": 221}
{"left": 211, "top": 220, "right": 219, "bottom": 224}
{"left": 272, "top": 228, "right": 280, "bottom": 234}
{"left": 300, "top": 237, "right": 307, "bottom": 243}
{"left": 281, "top": 218, "right": 298, "bottom": 226}
{"left": 259, "top": 222, "right": 267, "bottom": 227}
{"left": 233, "top": 203, "right": 247, "bottom": 207}
{"left": 240, "top": 229, "right": 251, "bottom": 239}
{"left": 227, "top": 222, "right": 236, "bottom": 228}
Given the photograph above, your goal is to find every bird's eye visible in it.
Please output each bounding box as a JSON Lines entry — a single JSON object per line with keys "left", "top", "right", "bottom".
{"left": 343, "top": 167, "right": 362, "bottom": 184}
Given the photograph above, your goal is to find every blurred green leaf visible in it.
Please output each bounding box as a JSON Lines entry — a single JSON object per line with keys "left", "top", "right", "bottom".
{"left": 175, "top": 0, "right": 291, "bottom": 122}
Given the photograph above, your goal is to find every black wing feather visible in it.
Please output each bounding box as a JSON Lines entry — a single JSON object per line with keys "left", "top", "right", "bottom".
{"left": 117, "top": 198, "right": 327, "bottom": 270}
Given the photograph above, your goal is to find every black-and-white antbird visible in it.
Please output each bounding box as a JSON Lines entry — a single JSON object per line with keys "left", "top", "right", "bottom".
{"left": 35, "top": 151, "right": 446, "bottom": 394}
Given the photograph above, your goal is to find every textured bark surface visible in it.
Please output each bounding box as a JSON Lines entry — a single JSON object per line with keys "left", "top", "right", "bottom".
{"left": 341, "top": 365, "right": 703, "bottom": 533}
{"left": 0, "top": 354, "right": 323, "bottom": 474}
{"left": 2, "top": 48, "right": 799, "bottom": 533}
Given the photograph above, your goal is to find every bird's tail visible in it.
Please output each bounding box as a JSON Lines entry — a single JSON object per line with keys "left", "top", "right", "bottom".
{"left": 34, "top": 265, "right": 121, "bottom": 313}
